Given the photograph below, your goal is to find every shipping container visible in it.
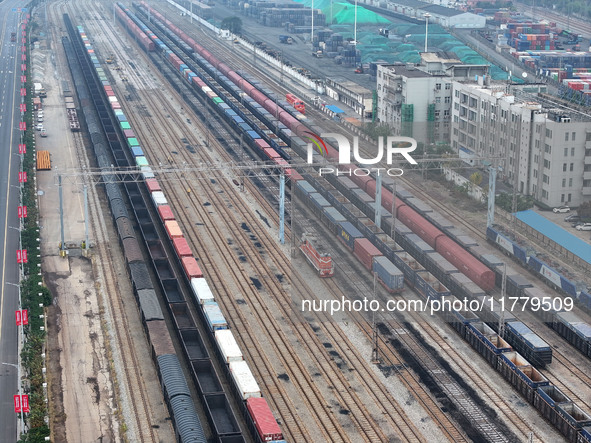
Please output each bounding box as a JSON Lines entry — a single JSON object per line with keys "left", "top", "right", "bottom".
{"left": 158, "top": 205, "right": 175, "bottom": 221}
{"left": 182, "top": 256, "right": 203, "bottom": 279}
{"left": 229, "top": 360, "right": 261, "bottom": 400}
{"left": 247, "top": 397, "right": 283, "bottom": 442}
{"left": 146, "top": 178, "right": 161, "bottom": 192}
{"left": 173, "top": 237, "right": 192, "bottom": 258}
{"left": 203, "top": 301, "right": 228, "bottom": 331}
{"left": 372, "top": 256, "right": 404, "bottom": 292}
{"left": 191, "top": 278, "right": 215, "bottom": 304}
{"left": 215, "top": 329, "right": 243, "bottom": 363}
{"left": 354, "top": 238, "right": 383, "bottom": 271}
{"left": 152, "top": 191, "right": 168, "bottom": 206}
{"left": 165, "top": 220, "right": 183, "bottom": 238}
{"left": 338, "top": 221, "right": 363, "bottom": 250}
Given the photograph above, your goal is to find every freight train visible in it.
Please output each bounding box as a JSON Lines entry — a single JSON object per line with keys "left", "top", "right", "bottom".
{"left": 70, "top": 15, "right": 285, "bottom": 443}
{"left": 118, "top": 3, "right": 591, "bottom": 438}
{"left": 134, "top": 0, "right": 497, "bottom": 298}
{"left": 297, "top": 176, "right": 591, "bottom": 443}
{"left": 128, "top": 0, "right": 573, "bottom": 365}
{"left": 485, "top": 225, "right": 591, "bottom": 358}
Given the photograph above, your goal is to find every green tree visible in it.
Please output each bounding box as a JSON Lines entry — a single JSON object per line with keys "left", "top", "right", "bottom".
{"left": 221, "top": 16, "right": 242, "bottom": 34}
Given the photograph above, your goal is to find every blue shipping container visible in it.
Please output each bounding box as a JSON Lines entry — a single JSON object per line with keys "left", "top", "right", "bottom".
{"left": 203, "top": 301, "right": 228, "bottom": 331}
{"left": 131, "top": 146, "right": 144, "bottom": 157}
{"left": 323, "top": 207, "right": 346, "bottom": 226}
{"left": 372, "top": 256, "right": 404, "bottom": 292}
{"left": 296, "top": 180, "right": 315, "bottom": 196}
{"left": 338, "top": 222, "right": 363, "bottom": 250}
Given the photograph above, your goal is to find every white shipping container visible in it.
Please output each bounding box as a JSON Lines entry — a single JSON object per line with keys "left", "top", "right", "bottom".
{"left": 141, "top": 166, "right": 155, "bottom": 179}
{"left": 190, "top": 278, "right": 215, "bottom": 304}
{"left": 229, "top": 360, "right": 261, "bottom": 400}
{"left": 151, "top": 191, "right": 168, "bottom": 206}
{"left": 215, "top": 329, "right": 243, "bottom": 363}
{"left": 108, "top": 96, "right": 118, "bottom": 103}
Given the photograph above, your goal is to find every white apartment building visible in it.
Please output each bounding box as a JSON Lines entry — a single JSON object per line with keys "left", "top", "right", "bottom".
{"left": 451, "top": 82, "right": 591, "bottom": 207}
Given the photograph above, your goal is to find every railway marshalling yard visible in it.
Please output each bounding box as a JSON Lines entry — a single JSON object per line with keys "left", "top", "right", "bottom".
{"left": 24, "top": 0, "right": 591, "bottom": 442}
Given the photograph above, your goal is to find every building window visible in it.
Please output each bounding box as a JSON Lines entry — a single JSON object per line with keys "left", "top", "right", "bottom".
{"left": 542, "top": 189, "right": 548, "bottom": 198}
{"left": 534, "top": 154, "right": 538, "bottom": 164}
{"left": 561, "top": 194, "right": 565, "bottom": 202}
{"left": 543, "top": 174, "right": 549, "bottom": 184}
{"left": 469, "top": 97, "right": 477, "bottom": 108}
{"left": 454, "top": 103, "right": 459, "bottom": 110}
{"left": 571, "top": 147, "right": 575, "bottom": 156}
{"left": 570, "top": 163, "right": 574, "bottom": 171}
{"left": 445, "top": 83, "right": 451, "bottom": 90}
{"left": 565, "top": 132, "right": 569, "bottom": 141}
{"left": 435, "top": 97, "right": 441, "bottom": 104}
{"left": 435, "top": 110, "right": 441, "bottom": 117}
{"left": 546, "top": 129, "right": 553, "bottom": 138}
{"left": 568, "top": 193, "right": 571, "bottom": 202}
{"left": 563, "top": 163, "right": 567, "bottom": 171}
{"left": 455, "top": 90, "right": 460, "bottom": 98}
{"left": 562, "top": 179, "right": 566, "bottom": 187}
{"left": 587, "top": 132, "right": 591, "bottom": 141}
{"left": 436, "top": 83, "right": 441, "bottom": 90}
{"left": 533, "top": 170, "right": 538, "bottom": 178}
{"left": 544, "top": 159, "right": 551, "bottom": 169}
{"left": 444, "top": 110, "right": 450, "bottom": 117}
{"left": 544, "top": 144, "right": 551, "bottom": 154}
{"left": 564, "top": 148, "right": 569, "bottom": 156}
{"left": 569, "top": 178, "right": 573, "bottom": 187}
{"left": 572, "top": 132, "right": 576, "bottom": 141}
{"left": 445, "top": 96, "right": 451, "bottom": 104}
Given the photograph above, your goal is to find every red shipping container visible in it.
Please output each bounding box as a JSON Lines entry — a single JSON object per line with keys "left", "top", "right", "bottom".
{"left": 354, "top": 238, "right": 383, "bottom": 271}
{"left": 165, "top": 220, "right": 183, "bottom": 238}
{"left": 263, "top": 148, "right": 280, "bottom": 159}
{"left": 146, "top": 178, "right": 161, "bottom": 192}
{"left": 173, "top": 237, "right": 192, "bottom": 257}
{"left": 246, "top": 397, "right": 283, "bottom": 442}
{"left": 123, "top": 129, "right": 136, "bottom": 138}
{"left": 255, "top": 139, "right": 270, "bottom": 149}
{"left": 104, "top": 85, "right": 113, "bottom": 92}
{"left": 106, "top": 90, "right": 115, "bottom": 97}
{"left": 158, "top": 205, "right": 175, "bottom": 221}
{"left": 181, "top": 256, "right": 202, "bottom": 279}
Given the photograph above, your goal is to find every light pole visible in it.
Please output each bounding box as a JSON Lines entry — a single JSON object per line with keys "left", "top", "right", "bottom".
{"left": 424, "top": 13, "right": 431, "bottom": 53}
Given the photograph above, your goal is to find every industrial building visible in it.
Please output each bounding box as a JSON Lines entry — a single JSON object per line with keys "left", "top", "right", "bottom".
{"left": 451, "top": 81, "right": 591, "bottom": 208}
{"left": 361, "top": 0, "right": 486, "bottom": 28}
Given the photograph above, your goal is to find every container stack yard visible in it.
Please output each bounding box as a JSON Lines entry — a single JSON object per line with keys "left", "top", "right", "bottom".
{"left": 505, "top": 21, "right": 555, "bottom": 51}
{"left": 233, "top": 0, "right": 326, "bottom": 31}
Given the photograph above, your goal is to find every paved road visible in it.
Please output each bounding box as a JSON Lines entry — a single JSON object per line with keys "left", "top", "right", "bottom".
{"left": 0, "top": 1, "right": 28, "bottom": 441}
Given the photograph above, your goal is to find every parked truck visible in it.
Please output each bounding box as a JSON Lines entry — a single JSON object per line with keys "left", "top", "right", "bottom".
{"left": 279, "top": 35, "right": 293, "bottom": 44}
{"left": 34, "top": 83, "right": 47, "bottom": 98}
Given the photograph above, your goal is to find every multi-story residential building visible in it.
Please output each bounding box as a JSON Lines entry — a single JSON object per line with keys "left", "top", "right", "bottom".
{"left": 451, "top": 81, "right": 591, "bottom": 207}
{"left": 376, "top": 63, "right": 452, "bottom": 144}
{"left": 376, "top": 54, "right": 488, "bottom": 144}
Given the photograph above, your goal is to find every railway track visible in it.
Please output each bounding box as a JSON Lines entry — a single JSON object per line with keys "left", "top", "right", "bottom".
{"left": 47, "top": 2, "right": 168, "bottom": 441}
{"left": 145, "top": 8, "right": 560, "bottom": 440}
{"left": 96, "top": 12, "right": 451, "bottom": 440}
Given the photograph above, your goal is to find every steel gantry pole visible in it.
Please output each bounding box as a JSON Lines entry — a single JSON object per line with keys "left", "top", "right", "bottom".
{"left": 279, "top": 171, "right": 285, "bottom": 244}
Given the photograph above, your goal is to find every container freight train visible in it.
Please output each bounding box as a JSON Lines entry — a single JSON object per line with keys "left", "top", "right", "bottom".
{"left": 130, "top": 0, "right": 556, "bottom": 367}
{"left": 485, "top": 225, "right": 591, "bottom": 359}
{"left": 297, "top": 177, "right": 591, "bottom": 443}
{"left": 305, "top": 172, "right": 554, "bottom": 367}
{"left": 72, "top": 18, "right": 285, "bottom": 443}
{"left": 135, "top": 0, "right": 497, "bottom": 298}
{"left": 64, "top": 20, "right": 206, "bottom": 443}
{"left": 378, "top": 190, "right": 590, "bottom": 360}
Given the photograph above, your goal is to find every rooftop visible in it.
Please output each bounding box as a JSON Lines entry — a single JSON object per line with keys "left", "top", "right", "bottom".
{"left": 422, "top": 4, "right": 464, "bottom": 17}
{"left": 380, "top": 63, "right": 432, "bottom": 78}
{"left": 515, "top": 210, "right": 591, "bottom": 265}
{"left": 421, "top": 51, "right": 461, "bottom": 64}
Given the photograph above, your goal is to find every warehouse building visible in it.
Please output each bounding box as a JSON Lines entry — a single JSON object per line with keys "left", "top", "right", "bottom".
{"left": 451, "top": 82, "right": 591, "bottom": 207}
{"left": 364, "top": 0, "right": 486, "bottom": 28}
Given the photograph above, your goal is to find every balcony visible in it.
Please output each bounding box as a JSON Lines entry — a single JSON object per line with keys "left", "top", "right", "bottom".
{"left": 583, "top": 186, "right": 591, "bottom": 196}
{"left": 585, "top": 156, "right": 591, "bottom": 165}
{"left": 584, "top": 171, "right": 591, "bottom": 180}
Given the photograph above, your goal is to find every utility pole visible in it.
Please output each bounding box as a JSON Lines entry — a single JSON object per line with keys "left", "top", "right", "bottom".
{"left": 375, "top": 173, "right": 382, "bottom": 229}
{"left": 279, "top": 171, "right": 285, "bottom": 244}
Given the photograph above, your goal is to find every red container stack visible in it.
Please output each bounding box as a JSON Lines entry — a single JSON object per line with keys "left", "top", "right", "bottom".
{"left": 246, "top": 397, "right": 283, "bottom": 442}
{"left": 173, "top": 237, "right": 192, "bottom": 258}
{"left": 181, "top": 256, "right": 203, "bottom": 279}
{"left": 158, "top": 205, "right": 174, "bottom": 221}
